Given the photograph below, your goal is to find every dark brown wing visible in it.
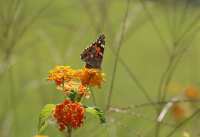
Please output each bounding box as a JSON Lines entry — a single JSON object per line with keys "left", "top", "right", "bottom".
{"left": 81, "top": 34, "right": 105, "bottom": 69}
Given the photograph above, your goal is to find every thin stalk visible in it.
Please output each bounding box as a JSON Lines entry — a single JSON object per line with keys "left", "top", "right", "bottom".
{"left": 160, "top": 20, "right": 199, "bottom": 102}
{"left": 8, "top": 67, "right": 17, "bottom": 137}
{"left": 117, "top": 54, "right": 156, "bottom": 110}
{"left": 178, "top": 0, "right": 190, "bottom": 31}
{"left": 0, "top": 0, "right": 53, "bottom": 78}
{"left": 157, "top": 54, "right": 175, "bottom": 102}
{"left": 175, "top": 12, "right": 200, "bottom": 45}
{"left": 159, "top": 1, "right": 173, "bottom": 41}
{"left": 14, "top": 0, "right": 54, "bottom": 44}
{"left": 155, "top": 12, "right": 199, "bottom": 137}
{"left": 172, "top": 0, "right": 178, "bottom": 45}
{"left": 90, "top": 88, "right": 97, "bottom": 106}
{"left": 139, "top": 0, "right": 170, "bottom": 54}
{"left": 64, "top": 126, "right": 72, "bottom": 137}
{"left": 165, "top": 109, "right": 200, "bottom": 137}
{"left": 109, "top": 106, "right": 175, "bottom": 127}
{"left": 160, "top": 46, "right": 194, "bottom": 102}
{"left": 154, "top": 2, "right": 199, "bottom": 137}
{"left": 134, "top": 99, "right": 200, "bottom": 108}
{"left": 67, "top": 127, "right": 72, "bottom": 137}
{"left": 106, "top": 0, "right": 130, "bottom": 111}
{"left": 105, "top": 1, "right": 155, "bottom": 110}
{"left": 155, "top": 31, "right": 196, "bottom": 137}
{"left": 80, "top": 0, "right": 100, "bottom": 33}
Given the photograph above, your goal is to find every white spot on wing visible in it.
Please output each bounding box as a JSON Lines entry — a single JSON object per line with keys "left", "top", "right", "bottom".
{"left": 101, "top": 44, "right": 105, "bottom": 48}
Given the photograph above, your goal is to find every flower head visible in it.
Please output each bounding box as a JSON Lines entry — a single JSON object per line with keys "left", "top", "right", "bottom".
{"left": 185, "top": 85, "right": 199, "bottom": 100}
{"left": 171, "top": 104, "right": 186, "bottom": 120}
{"left": 78, "top": 84, "right": 90, "bottom": 98}
{"left": 56, "top": 81, "right": 90, "bottom": 98}
{"left": 171, "top": 102, "right": 192, "bottom": 121}
{"left": 48, "top": 66, "right": 76, "bottom": 85}
{"left": 34, "top": 135, "right": 48, "bottom": 137}
{"left": 48, "top": 66, "right": 105, "bottom": 100}
{"left": 53, "top": 99, "right": 85, "bottom": 131}
{"left": 167, "top": 82, "right": 184, "bottom": 94}
{"left": 183, "top": 131, "right": 191, "bottom": 137}
{"left": 78, "top": 68, "right": 104, "bottom": 87}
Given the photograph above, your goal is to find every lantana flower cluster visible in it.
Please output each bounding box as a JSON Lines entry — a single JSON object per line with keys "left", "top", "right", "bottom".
{"left": 53, "top": 99, "right": 85, "bottom": 130}
{"left": 48, "top": 65, "right": 104, "bottom": 131}
{"left": 48, "top": 66, "right": 104, "bottom": 97}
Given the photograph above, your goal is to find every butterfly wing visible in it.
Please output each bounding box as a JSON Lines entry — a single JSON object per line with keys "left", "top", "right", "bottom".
{"left": 81, "top": 34, "right": 105, "bottom": 69}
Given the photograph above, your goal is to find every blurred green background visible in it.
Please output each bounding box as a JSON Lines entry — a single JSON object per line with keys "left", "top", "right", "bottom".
{"left": 1, "top": 0, "right": 200, "bottom": 137}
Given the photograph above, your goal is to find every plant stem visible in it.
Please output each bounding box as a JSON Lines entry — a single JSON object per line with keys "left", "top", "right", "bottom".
{"left": 90, "top": 88, "right": 97, "bottom": 106}
{"left": 165, "top": 109, "right": 200, "bottom": 137}
{"left": 140, "top": 0, "right": 170, "bottom": 54}
{"left": 106, "top": 0, "right": 130, "bottom": 111}
{"left": 66, "top": 127, "right": 72, "bottom": 137}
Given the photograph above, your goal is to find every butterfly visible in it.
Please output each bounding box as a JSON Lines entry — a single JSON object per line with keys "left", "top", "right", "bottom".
{"left": 81, "top": 34, "right": 105, "bottom": 69}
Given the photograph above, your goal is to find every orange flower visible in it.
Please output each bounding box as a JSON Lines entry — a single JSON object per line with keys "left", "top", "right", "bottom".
{"left": 57, "top": 81, "right": 90, "bottom": 98}
{"left": 78, "top": 84, "right": 90, "bottom": 98}
{"left": 185, "top": 86, "right": 199, "bottom": 100}
{"left": 48, "top": 66, "right": 76, "bottom": 85}
{"left": 78, "top": 68, "right": 104, "bottom": 87}
{"left": 53, "top": 99, "right": 85, "bottom": 130}
{"left": 56, "top": 81, "right": 73, "bottom": 94}
{"left": 171, "top": 104, "right": 186, "bottom": 120}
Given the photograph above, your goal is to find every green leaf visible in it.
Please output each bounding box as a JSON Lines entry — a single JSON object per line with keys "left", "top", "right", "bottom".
{"left": 38, "top": 104, "right": 55, "bottom": 134}
{"left": 68, "top": 90, "right": 77, "bottom": 101}
{"left": 85, "top": 106, "right": 106, "bottom": 124}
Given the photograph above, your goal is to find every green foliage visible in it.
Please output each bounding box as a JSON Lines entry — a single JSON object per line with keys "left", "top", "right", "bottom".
{"left": 85, "top": 106, "right": 106, "bottom": 124}
{"left": 68, "top": 90, "right": 77, "bottom": 101}
{"left": 38, "top": 104, "right": 55, "bottom": 134}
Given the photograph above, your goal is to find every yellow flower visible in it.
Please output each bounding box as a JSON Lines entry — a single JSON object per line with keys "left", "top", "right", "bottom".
{"left": 185, "top": 85, "right": 199, "bottom": 100}
{"left": 183, "top": 131, "right": 190, "bottom": 137}
{"left": 48, "top": 66, "right": 76, "bottom": 85}
{"left": 167, "top": 82, "right": 184, "bottom": 94}
{"left": 78, "top": 68, "right": 104, "bottom": 87}
{"left": 34, "top": 135, "right": 48, "bottom": 137}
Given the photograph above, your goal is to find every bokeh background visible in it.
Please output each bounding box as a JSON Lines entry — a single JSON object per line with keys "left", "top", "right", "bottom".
{"left": 1, "top": 0, "right": 200, "bottom": 137}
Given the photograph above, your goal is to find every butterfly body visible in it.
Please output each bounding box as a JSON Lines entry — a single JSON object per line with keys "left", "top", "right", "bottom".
{"left": 81, "top": 34, "right": 105, "bottom": 69}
